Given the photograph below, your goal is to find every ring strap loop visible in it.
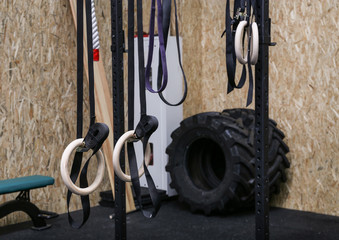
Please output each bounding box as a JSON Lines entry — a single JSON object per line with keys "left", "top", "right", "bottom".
{"left": 224, "top": 0, "right": 256, "bottom": 106}
{"left": 66, "top": 0, "right": 90, "bottom": 229}
{"left": 157, "top": 0, "right": 188, "bottom": 106}
{"left": 225, "top": 0, "right": 247, "bottom": 93}
{"left": 145, "top": 0, "right": 168, "bottom": 93}
{"left": 66, "top": 0, "right": 108, "bottom": 228}
{"left": 126, "top": 0, "right": 161, "bottom": 218}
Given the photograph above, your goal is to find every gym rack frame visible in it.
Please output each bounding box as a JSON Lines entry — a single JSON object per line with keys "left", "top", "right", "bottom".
{"left": 254, "top": 0, "right": 274, "bottom": 239}
{"left": 111, "top": 0, "right": 126, "bottom": 239}
{"left": 110, "top": 0, "right": 274, "bottom": 239}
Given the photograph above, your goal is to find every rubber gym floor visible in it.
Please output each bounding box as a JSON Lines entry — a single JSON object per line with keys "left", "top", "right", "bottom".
{"left": 0, "top": 197, "right": 338, "bottom": 240}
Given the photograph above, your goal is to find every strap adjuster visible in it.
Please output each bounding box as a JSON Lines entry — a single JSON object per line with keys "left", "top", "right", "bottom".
{"left": 134, "top": 115, "right": 158, "bottom": 139}
{"left": 80, "top": 123, "right": 109, "bottom": 153}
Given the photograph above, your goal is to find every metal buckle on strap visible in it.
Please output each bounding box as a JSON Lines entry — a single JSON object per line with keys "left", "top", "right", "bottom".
{"left": 127, "top": 133, "right": 139, "bottom": 143}
{"left": 76, "top": 141, "right": 86, "bottom": 152}
{"left": 234, "top": 8, "right": 248, "bottom": 22}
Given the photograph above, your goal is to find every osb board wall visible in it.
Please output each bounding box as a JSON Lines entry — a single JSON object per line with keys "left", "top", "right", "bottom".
{"left": 268, "top": 0, "right": 338, "bottom": 216}
{"left": 178, "top": 0, "right": 338, "bottom": 216}
{"left": 0, "top": 0, "right": 338, "bottom": 226}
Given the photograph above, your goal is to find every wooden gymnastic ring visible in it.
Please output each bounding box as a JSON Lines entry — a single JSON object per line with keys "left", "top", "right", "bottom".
{"left": 60, "top": 138, "right": 105, "bottom": 196}
{"left": 112, "top": 130, "right": 151, "bottom": 182}
{"left": 234, "top": 21, "right": 259, "bottom": 65}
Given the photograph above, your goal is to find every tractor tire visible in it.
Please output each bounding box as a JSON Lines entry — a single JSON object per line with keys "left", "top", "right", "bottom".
{"left": 166, "top": 109, "right": 289, "bottom": 214}
{"left": 221, "top": 109, "right": 290, "bottom": 196}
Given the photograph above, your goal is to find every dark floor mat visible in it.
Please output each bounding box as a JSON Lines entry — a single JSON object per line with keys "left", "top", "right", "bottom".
{"left": 0, "top": 198, "right": 338, "bottom": 240}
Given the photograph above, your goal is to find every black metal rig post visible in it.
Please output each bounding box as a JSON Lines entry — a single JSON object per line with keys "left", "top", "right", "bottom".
{"left": 255, "top": 0, "right": 274, "bottom": 239}
{"left": 111, "top": 0, "right": 126, "bottom": 239}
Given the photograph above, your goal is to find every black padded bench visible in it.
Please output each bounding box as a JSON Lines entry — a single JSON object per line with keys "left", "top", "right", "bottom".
{"left": 0, "top": 175, "right": 58, "bottom": 230}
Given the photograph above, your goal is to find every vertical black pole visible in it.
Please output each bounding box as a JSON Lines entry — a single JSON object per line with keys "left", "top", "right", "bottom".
{"left": 111, "top": 0, "right": 126, "bottom": 239}
{"left": 255, "top": 0, "right": 271, "bottom": 239}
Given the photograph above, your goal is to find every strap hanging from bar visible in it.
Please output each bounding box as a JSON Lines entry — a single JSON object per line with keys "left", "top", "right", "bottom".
{"left": 66, "top": 0, "right": 108, "bottom": 228}
{"left": 223, "top": 0, "right": 257, "bottom": 106}
{"left": 66, "top": 0, "right": 89, "bottom": 228}
{"left": 157, "top": 0, "right": 188, "bottom": 106}
{"left": 143, "top": 0, "right": 188, "bottom": 105}
{"left": 125, "top": 0, "right": 161, "bottom": 219}
{"left": 224, "top": 0, "right": 246, "bottom": 92}
{"left": 144, "top": 0, "right": 168, "bottom": 93}
{"left": 127, "top": 0, "right": 136, "bottom": 220}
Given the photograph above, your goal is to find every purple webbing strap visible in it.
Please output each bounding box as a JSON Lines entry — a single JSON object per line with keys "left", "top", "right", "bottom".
{"left": 145, "top": 0, "right": 168, "bottom": 93}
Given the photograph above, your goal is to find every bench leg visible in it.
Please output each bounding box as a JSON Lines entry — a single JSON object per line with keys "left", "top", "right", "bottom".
{"left": 0, "top": 199, "right": 51, "bottom": 231}
{"left": 38, "top": 210, "right": 59, "bottom": 220}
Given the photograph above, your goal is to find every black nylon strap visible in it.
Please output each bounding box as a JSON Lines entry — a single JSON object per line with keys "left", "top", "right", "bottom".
{"left": 240, "top": 0, "right": 246, "bottom": 11}
{"left": 127, "top": 0, "right": 136, "bottom": 194}
{"left": 251, "top": 0, "right": 257, "bottom": 19}
{"left": 157, "top": 0, "right": 188, "bottom": 106}
{"left": 77, "top": 0, "right": 98, "bottom": 221}
{"left": 127, "top": 0, "right": 135, "bottom": 133}
{"left": 126, "top": 0, "right": 161, "bottom": 219}
{"left": 137, "top": 0, "right": 146, "bottom": 116}
{"left": 224, "top": 0, "right": 255, "bottom": 106}
{"left": 126, "top": 0, "right": 139, "bottom": 215}
{"left": 66, "top": 0, "right": 105, "bottom": 228}
{"left": 76, "top": 0, "right": 83, "bottom": 139}
{"left": 245, "top": 0, "right": 254, "bottom": 106}
{"left": 66, "top": 0, "right": 90, "bottom": 229}
{"left": 225, "top": 0, "right": 246, "bottom": 93}
{"left": 126, "top": 0, "right": 138, "bottom": 216}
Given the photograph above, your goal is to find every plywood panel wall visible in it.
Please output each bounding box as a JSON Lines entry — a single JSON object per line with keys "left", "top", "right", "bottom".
{"left": 268, "top": 0, "right": 338, "bottom": 216}
{"left": 0, "top": 0, "right": 338, "bottom": 226}
{"left": 179, "top": 0, "right": 338, "bottom": 216}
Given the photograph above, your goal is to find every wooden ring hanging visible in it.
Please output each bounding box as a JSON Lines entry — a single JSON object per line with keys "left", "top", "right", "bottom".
{"left": 234, "top": 21, "right": 259, "bottom": 65}
{"left": 112, "top": 130, "right": 152, "bottom": 182}
{"left": 60, "top": 138, "right": 105, "bottom": 196}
